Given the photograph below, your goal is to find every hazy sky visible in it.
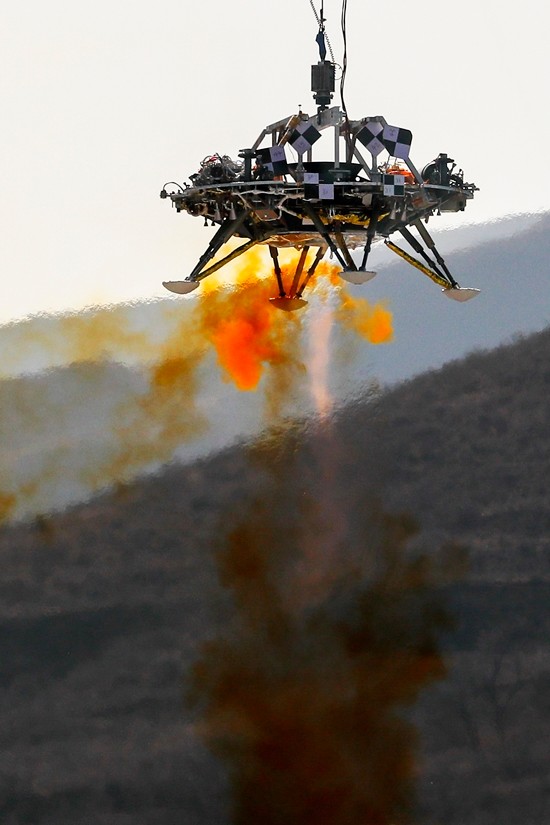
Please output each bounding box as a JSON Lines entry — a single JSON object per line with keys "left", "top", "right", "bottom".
{"left": 2, "top": 0, "right": 548, "bottom": 323}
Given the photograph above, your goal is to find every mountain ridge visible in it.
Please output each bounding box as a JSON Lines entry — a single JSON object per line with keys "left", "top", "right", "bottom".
{"left": 1, "top": 321, "right": 549, "bottom": 823}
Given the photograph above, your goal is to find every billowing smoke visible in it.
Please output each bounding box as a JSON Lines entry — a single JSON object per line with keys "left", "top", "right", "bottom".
{"left": 196, "top": 248, "right": 392, "bottom": 399}
{"left": 1, "top": 249, "right": 393, "bottom": 522}
{"left": 0, "top": 309, "right": 208, "bottom": 523}
{"left": 190, "top": 426, "right": 459, "bottom": 825}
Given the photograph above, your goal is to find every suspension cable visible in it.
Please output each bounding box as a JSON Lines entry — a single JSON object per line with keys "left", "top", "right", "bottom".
{"left": 340, "top": 0, "right": 352, "bottom": 152}
{"left": 308, "top": 0, "right": 336, "bottom": 64}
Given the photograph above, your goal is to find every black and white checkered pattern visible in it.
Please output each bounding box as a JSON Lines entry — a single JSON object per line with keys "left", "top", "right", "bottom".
{"left": 288, "top": 121, "right": 322, "bottom": 155}
{"left": 356, "top": 121, "right": 385, "bottom": 156}
{"left": 381, "top": 125, "right": 412, "bottom": 160}
{"left": 256, "top": 145, "right": 289, "bottom": 175}
{"left": 303, "top": 172, "right": 334, "bottom": 200}
{"left": 383, "top": 174, "right": 405, "bottom": 197}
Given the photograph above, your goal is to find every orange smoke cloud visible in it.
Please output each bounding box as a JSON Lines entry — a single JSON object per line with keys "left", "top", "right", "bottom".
{"left": 336, "top": 291, "right": 394, "bottom": 345}
{"left": 199, "top": 278, "right": 299, "bottom": 392}
{"left": 1, "top": 247, "right": 394, "bottom": 524}
{"left": 0, "top": 493, "right": 16, "bottom": 523}
{"left": 192, "top": 251, "right": 309, "bottom": 420}
{"left": 191, "top": 431, "right": 455, "bottom": 825}
{"left": 101, "top": 346, "right": 207, "bottom": 490}
{"left": 193, "top": 249, "right": 392, "bottom": 391}
{"left": 0, "top": 307, "right": 209, "bottom": 524}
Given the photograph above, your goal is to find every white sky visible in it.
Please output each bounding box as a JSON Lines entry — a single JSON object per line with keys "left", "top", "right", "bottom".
{"left": 2, "top": 0, "right": 549, "bottom": 324}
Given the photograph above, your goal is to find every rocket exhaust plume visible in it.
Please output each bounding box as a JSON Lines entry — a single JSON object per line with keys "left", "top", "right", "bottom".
{"left": 190, "top": 406, "right": 458, "bottom": 824}
{"left": 308, "top": 304, "right": 334, "bottom": 421}
{"left": 1, "top": 248, "right": 393, "bottom": 523}
{"left": 190, "top": 257, "right": 452, "bottom": 824}
{"left": 195, "top": 251, "right": 306, "bottom": 405}
{"left": 195, "top": 248, "right": 392, "bottom": 407}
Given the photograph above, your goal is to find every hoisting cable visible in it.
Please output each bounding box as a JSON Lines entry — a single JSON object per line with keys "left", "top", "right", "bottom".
{"left": 340, "top": 0, "right": 352, "bottom": 153}
{"left": 308, "top": 0, "right": 336, "bottom": 64}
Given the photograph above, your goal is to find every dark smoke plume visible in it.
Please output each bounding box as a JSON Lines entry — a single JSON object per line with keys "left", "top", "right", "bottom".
{"left": 191, "top": 423, "right": 462, "bottom": 825}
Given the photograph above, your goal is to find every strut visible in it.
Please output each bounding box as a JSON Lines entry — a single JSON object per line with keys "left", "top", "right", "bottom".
{"left": 297, "top": 246, "right": 326, "bottom": 297}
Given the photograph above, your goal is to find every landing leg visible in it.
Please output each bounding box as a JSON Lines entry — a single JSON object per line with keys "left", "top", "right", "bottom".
{"left": 399, "top": 226, "right": 454, "bottom": 286}
{"left": 163, "top": 210, "right": 251, "bottom": 294}
{"left": 269, "top": 246, "right": 286, "bottom": 298}
{"left": 269, "top": 245, "right": 310, "bottom": 310}
{"left": 301, "top": 203, "right": 348, "bottom": 270}
{"left": 360, "top": 207, "right": 379, "bottom": 270}
{"left": 288, "top": 247, "right": 310, "bottom": 297}
{"left": 335, "top": 207, "right": 380, "bottom": 285}
{"left": 334, "top": 229, "right": 356, "bottom": 272}
{"left": 413, "top": 219, "right": 458, "bottom": 287}
{"left": 411, "top": 222, "right": 479, "bottom": 300}
{"left": 296, "top": 246, "right": 325, "bottom": 297}
{"left": 188, "top": 211, "right": 251, "bottom": 281}
{"left": 387, "top": 220, "right": 480, "bottom": 301}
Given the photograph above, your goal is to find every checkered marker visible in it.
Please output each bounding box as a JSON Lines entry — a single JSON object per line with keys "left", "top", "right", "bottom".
{"left": 383, "top": 174, "right": 405, "bottom": 196}
{"left": 257, "top": 145, "right": 288, "bottom": 175}
{"left": 381, "top": 125, "right": 412, "bottom": 160}
{"left": 289, "top": 121, "right": 322, "bottom": 155}
{"left": 304, "top": 172, "right": 334, "bottom": 200}
{"left": 319, "top": 182, "right": 335, "bottom": 200}
{"left": 356, "top": 121, "right": 385, "bottom": 157}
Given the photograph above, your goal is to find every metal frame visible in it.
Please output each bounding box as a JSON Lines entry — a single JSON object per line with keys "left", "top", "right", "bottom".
{"left": 161, "top": 102, "right": 479, "bottom": 305}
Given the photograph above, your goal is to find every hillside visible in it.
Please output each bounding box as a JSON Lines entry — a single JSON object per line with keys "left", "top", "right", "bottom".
{"left": 1, "top": 327, "right": 549, "bottom": 824}
{"left": 339, "top": 210, "right": 550, "bottom": 386}
{"left": 3, "top": 212, "right": 550, "bottom": 527}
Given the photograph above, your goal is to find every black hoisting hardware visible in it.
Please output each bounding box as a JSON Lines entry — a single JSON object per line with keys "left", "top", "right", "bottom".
{"left": 311, "top": 0, "right": 335, "bottom": 111}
